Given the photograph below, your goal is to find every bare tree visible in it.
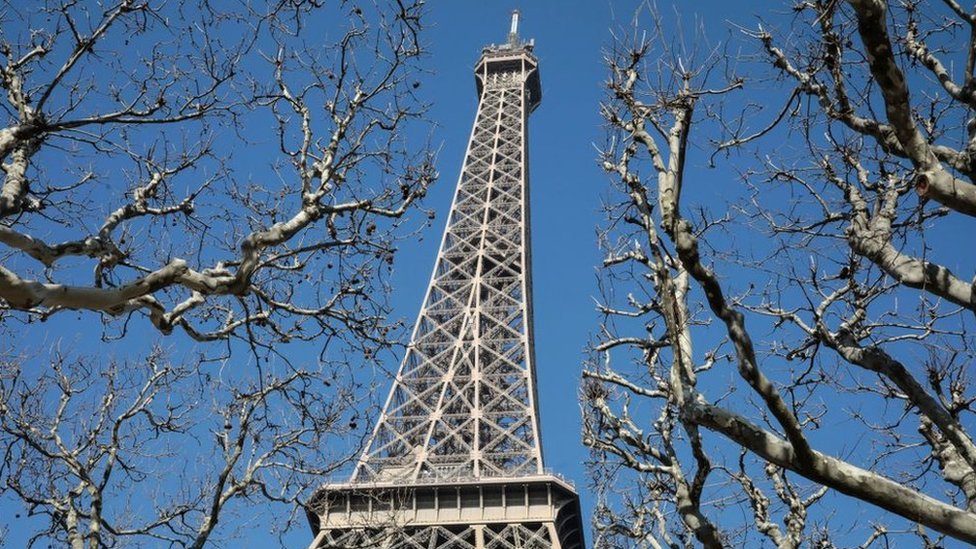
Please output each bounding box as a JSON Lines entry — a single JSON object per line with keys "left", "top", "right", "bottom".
{"left": 0, "top": 346, "right": 368, "bottom": 548}
{"left": 0, "top": 0, "right": 435, "bottom": 346}
{"left": 586, "top": 2, "right": 976, "bottom": 547}
{"left": 0, "top": 0, "right": 434, "bottom": 546}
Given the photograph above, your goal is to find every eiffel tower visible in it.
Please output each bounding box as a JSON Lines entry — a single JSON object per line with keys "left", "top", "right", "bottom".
{"left": 305, "top": 12, "right": 584, "bottom": 549}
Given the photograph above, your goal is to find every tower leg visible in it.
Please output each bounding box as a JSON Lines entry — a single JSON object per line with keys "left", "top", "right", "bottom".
{"left": 474, "top": 523, "right": 486, "bottom": 549}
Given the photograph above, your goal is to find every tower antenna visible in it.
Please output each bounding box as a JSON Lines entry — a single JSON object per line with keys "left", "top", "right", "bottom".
{"left": 508, "top": 9, "right": 520, "bottom": 45}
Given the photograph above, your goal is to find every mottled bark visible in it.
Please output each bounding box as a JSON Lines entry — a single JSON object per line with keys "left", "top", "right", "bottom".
{"left": 686, "top": 401, "right": 976, "bottom": 544}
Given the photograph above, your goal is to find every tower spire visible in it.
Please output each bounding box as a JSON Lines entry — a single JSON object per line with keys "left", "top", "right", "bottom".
{"left": 508, "top": 9, "right": 520, "bottom": 45}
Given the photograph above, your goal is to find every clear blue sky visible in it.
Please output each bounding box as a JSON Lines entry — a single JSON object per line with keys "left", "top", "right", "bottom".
{"left": 6, "top": 1, "right": 906, "bottom": 547}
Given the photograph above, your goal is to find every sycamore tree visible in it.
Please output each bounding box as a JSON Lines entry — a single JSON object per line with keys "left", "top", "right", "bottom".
{"left": 585, "top": 1, "right": 976, "bottom": 547}
{"left": 0, "top": 0, "right": 434, "bottom": 547}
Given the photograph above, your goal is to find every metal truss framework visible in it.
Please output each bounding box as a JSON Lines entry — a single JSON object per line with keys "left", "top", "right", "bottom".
{"left": 307, "top": 14, "right": 583, "bottom": 549}
{"left": 317, "top": 523, "right": 554, "bottom": 548}
{"left": 356, "top": 55, "right": 542, "bottom": 485}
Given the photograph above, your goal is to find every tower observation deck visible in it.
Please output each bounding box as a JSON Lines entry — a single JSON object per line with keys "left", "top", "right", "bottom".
{"left": 305, "top": 12, "right": 584, "bottom": 548}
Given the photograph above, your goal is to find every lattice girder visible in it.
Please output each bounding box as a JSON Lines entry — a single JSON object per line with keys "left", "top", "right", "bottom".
{"left": 354, "top": 48, "right": 545, "bottom": 484}
{"left": 307, "top": 17, "right": 583, "bottom": 549}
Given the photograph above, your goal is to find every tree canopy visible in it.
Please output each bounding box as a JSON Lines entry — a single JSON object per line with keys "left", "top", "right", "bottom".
{"left": 0, "top": 1, "right": 433, "bottom": 547}
{"left": 586, "top": 1, "right": 976, "bottom": 547}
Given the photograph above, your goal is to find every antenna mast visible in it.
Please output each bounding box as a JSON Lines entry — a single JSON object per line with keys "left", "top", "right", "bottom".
{"left": 508, "top": 9, "right": 520, "bottom": 45}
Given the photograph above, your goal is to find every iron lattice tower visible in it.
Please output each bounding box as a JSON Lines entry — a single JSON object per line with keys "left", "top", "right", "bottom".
{"left": 305, "top": 13, "right": 584, "bottom": 549}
